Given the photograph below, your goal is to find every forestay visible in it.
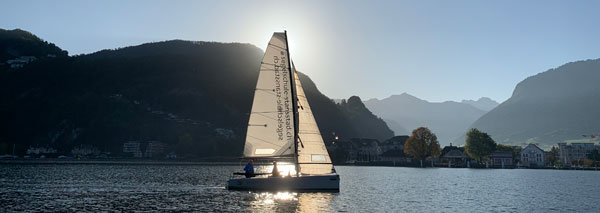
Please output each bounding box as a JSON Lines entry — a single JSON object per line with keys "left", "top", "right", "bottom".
{"left": 243, "top": 32, "right": 295, "bottom": 158}
{"left": 293, "top": 63, "right": 334, "bottom": 175}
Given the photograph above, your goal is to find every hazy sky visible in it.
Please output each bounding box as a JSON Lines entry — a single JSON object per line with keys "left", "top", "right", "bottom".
{"left": 2, "top": 0, "right": 599, "bottom": 103}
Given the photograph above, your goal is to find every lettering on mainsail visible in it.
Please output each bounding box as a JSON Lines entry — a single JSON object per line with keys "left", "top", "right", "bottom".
{"left": 243, "top": 33, "right": 297, "bottom": 157}
{"left": 273, "top": 51, "right": 293, "bottom": 145}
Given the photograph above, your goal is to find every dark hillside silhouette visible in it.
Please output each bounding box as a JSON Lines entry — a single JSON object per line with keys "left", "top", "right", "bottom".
{"left": 0, "top": 28, "right": 67, "bottom": 61}
{"left": 0, "top": 29, "right": 393, "bottom": 157}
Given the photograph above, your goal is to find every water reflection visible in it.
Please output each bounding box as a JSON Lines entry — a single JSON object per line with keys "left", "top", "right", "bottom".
{"left": 4, "top": 164, "right": 598, "bottom": 211}
{"left": 297, "top": 192, "right": 335, "bottom": 212}
{"left": 254, "top": 161, "right": 297, "bottom": 177}
{"left": 248, "top": 191, "right": 335, "bottom": 212}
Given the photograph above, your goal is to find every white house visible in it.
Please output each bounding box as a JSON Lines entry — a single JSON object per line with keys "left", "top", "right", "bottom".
{"left": 521, "top": 144, "right": 545, "bottom": 167}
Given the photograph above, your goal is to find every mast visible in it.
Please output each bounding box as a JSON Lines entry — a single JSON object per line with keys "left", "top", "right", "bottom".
{"left": 285, "top": 30, "right": 300, "bottom": 176}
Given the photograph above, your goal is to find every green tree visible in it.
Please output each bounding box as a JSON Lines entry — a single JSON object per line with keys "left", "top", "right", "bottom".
{"left": 465, "top": 128, "right": 497, "bottom": 163}
{"left": 404, "top": 127, "right": 442, "bottom": 167}
{"left": 548, "top": 146, "right": 559, "bottom": 166}
{"left": 495, "top": 144, "right": 513, "bottom": 152}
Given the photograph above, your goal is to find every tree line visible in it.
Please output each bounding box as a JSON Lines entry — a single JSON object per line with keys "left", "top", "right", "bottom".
{"left": 403, "top": 126, "right": 517, "bottom": 167}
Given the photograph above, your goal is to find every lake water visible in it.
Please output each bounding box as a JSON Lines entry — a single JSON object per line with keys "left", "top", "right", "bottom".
{"left": 1, "top": 163, "right": 599, "bottom": 212}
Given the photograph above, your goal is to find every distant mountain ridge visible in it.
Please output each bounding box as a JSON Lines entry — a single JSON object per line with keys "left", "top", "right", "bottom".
{"left": 461, "top": 97, "right": 499, "bottom": 111}
{"left": 463, "top": 58, "right": 600, "bottom": 148}
{"left": 0, "top": 29, "right": 393, "bottom": 156}
{"left": 364, "top": 93, "right": 488, "bottom": 145}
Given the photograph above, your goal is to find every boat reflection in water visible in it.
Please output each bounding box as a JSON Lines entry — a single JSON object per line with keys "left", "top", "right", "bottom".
{"left": 248, "top": 191, "right": 336, "bottom": 212}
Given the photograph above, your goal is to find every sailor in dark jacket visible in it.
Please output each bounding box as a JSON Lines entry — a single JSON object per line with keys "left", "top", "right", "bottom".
{"left": 244, "top": 160, "right": 255, "bottom": 178}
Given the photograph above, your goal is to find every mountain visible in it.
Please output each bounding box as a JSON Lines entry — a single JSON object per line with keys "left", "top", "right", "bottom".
{"left": 463, "top": 59, "right": 600, "bottom": 148}
{"left": 0, "top": 28, "right": 68, "bottom": 62}
{"left": 0, "top": 29, "right": 393, "bottom": 157}
{"left": 331, "top": 98, "right": 343, "bottom": 104}
{"left": 336, "top": 96, "right": 395, "bottom": 140}
{"left": 461, "top": 97, "right": 499, "bottom": 111}
{"left": 363, "top": 93, "right": 487, "bottom": 145}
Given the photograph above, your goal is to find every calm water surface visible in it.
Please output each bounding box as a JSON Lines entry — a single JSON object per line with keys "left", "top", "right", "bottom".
{"left": 1, "top": 163, "right": 599, "bottom": 212}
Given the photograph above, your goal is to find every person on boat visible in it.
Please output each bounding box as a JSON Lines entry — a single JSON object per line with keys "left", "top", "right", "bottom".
{"left": 244, "top": 160, "right": 255, "bottom": 178}
{"left": 271, "top": 161, "right": 280, "bottom": 177}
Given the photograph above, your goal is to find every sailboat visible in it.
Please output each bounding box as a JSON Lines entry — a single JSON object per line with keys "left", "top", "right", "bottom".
{"left": 227, "top": 31, "right": 340, "bottom": 191}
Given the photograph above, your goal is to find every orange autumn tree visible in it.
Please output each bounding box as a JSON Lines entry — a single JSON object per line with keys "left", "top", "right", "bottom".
{"left": 404, "top": 127, "right": 441, "bottom": 166}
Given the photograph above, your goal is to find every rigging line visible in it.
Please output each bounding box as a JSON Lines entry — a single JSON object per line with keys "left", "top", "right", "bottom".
{"left": 298, "top": 136, "right": 305, "bottom": 148}
{"left": 260, "top": 69, "right": 291, "bottom": 71}
{"left": 248, "top": 124, "right": 267, "bottom": 127}
{"left": 254, "top": 89, "right": 276, "bottom": 97}
{"left": 255, "top": 112, "right": 276, "bottom": 121}
{"left": 247, "top": 135, "right": 287, "bottom": 147}
{"left": 297, "top": 141, "right": 325, "bottom": 144}
{"left": 297, "top": 132, "right": 322, "bottom": 135}
{"left": 251, "top": 110, "right": 292, "bottom": 114}
{"left": 268, "top": 43, "right": 287, "bottom": 51}
{"left": 297, "top": 126, "right": 319, "bottom": 130}
{"left": 261, "top": 62, "right": 290, "bottom": 68}
{"left": 298, "top": 121, "right": 318, "bottom": 124}
{"left": 298, "top": 131, "right": 321, "bottom": 134}
{"left": 298, "top": 129, "right": 320, "bottom": 133}
{"left": 297, "top": 101, "right": 304, "bottom": 110}
{"left": 260, "top": 62, "right": 275, "bottom": 66}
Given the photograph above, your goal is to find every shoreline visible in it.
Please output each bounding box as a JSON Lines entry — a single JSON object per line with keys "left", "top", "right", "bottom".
{"left": 1, "top": 159, "right": 599, "bottom": 171}
{"left": 0, "top": 159, "right": 242, "bottom": 166}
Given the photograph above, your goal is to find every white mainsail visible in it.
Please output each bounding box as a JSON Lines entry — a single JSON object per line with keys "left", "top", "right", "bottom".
{"left": 293, "top": 63, "right": 334, "bottom": 175}
{"left": 243, "top": 31, "right": 334, "bottom": 175}
{"left": 243, "top": 32, "right": 295, "bottom": 158}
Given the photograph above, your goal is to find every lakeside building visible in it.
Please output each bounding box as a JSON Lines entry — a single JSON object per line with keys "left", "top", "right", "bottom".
{"left": 348, "top": 138, "right": 381, "bottom": 162}
{"left": 123, "top": 141, "right": 166, "bottom": 158}
{"left": 557, "top": 142, "right": 598, "bottom": 166}
{"left": 379, "top": 150, "right": 411, "bottom": 163}
{"left": 26, "top": 146, "right": 57, "bottom": 155}
{"left": 378, "top": 136, "right": 410, "bottom": 163}
{"left": 123, "top": 141, "right": 142, "bottom": 157}
{"left": 490, "top": 151, "right": 513, "bottom": 168}
{"left": 71, "top": 144, "right": 101, "bottom": 157}
{"left": 379, "top": 136, "right": 408, "bottom": 153}
{"left": 6, "top": 56, "right": 36, "bottom": 68}
{"left": 144, "top": 141, "right": 165, "bottom": 158}
{"left": 166, "top": 152, "right": 177, "bottom": 159}
{"left": 520, "top": 144, "right": 545, "bottom": 167}
{"left": 439, "top": 144, "right": 468, "bottom": 167}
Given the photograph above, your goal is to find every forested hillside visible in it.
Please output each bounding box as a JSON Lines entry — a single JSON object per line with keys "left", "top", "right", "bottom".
{"left": 0, "top": 29, "right": 393, "bottom": 157}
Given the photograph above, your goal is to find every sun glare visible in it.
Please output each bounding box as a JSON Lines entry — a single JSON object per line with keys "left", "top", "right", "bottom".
{"left": 262, "top": 162, "right": 297, "bottom": 177}
{"left": 255, "top": 192, "right": 298, "bottom": 205}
